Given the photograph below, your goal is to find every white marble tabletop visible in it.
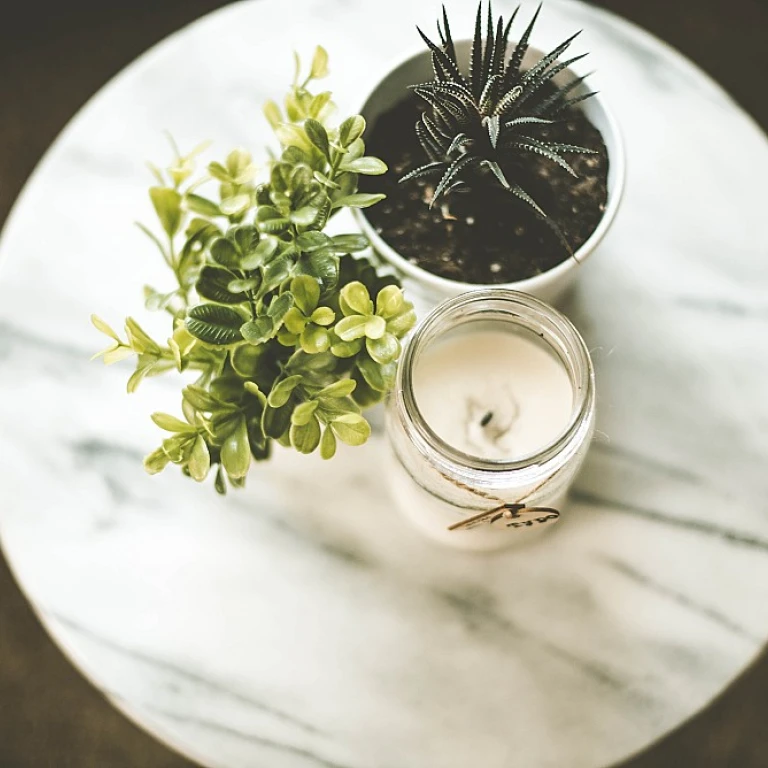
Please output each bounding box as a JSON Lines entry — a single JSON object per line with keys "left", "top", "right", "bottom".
{"left": 1, "top": 1, "right": 767, "bottom": 767}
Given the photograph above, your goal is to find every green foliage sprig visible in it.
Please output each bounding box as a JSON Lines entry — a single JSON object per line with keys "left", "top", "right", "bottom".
{"left": 402, "top": 3, "right": 598, "bottom": 249}
{"left": 93, "top": 47, "right": 416, "bottom": 493}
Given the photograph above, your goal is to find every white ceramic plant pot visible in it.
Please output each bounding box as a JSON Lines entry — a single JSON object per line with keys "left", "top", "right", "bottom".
{"left": 353, "top": 40, "right": 626, "bottom": 311}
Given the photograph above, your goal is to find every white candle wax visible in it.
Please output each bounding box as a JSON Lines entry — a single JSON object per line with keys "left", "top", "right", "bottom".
{"left": 413, "top": 329, "right": 574, "bottom": 461}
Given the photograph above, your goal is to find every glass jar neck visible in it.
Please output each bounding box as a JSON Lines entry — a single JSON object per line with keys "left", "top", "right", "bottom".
{"left": 395, "top": 289, "right": 595, "bottom": 482}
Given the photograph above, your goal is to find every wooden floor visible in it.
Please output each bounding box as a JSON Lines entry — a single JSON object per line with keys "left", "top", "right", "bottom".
{"left": 1, "top": 1, "right": 766, "bottom": 765}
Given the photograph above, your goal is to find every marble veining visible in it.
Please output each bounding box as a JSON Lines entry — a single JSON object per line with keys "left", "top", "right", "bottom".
{"left": 1, "top": 1, "right": 767, "bottom": 767}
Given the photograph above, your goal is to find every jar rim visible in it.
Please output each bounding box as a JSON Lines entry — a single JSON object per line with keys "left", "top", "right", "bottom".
{"left": 396, "top": 289, "right": 595, "bottom": 473}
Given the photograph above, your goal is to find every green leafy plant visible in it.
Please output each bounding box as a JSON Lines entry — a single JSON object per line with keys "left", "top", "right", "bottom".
{"left": 93, "top": 47, "right": 416, "bottom": 493}
{"left": 401, "top": 2, "right": 598, "bottom": 247}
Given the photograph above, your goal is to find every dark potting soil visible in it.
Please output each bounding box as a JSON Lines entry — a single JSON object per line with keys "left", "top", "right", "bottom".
{"left": 360, "top": 94, "right": 609, "bottom": 284}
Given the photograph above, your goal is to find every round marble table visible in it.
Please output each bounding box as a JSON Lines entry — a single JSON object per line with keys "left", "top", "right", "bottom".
{"left": 1, "top": 1, "right": 767, "bottom": 767}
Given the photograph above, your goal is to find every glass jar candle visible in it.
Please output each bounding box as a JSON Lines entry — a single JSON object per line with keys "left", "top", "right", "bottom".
{"left": 387, "top": 290, "right": 596, "bottom": 550}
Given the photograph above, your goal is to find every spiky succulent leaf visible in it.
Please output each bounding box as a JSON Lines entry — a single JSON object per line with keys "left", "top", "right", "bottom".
{"left": 401, "top": 1, "right": 600, "bottom": 251}
{"left": 400, "top": 161, "right": 446, "bottom": 184}
{"left": 508, "top": 137, "right": 578, "bottom": 177}
{"left": 503, "top": 3, "right": 542, "bottom": 90}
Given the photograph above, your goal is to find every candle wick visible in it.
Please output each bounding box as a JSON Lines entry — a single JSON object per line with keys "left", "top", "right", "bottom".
{"left": 480, "top": 411, "right": 494, "bottom": 427}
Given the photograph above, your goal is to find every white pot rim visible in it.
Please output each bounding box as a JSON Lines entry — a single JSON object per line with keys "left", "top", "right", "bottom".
{"left": 352, "top": 41, "right": 626, "bottom": 297}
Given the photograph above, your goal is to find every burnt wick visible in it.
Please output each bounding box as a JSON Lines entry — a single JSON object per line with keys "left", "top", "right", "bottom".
{"left": 480, "top": 411, "right": 494, "bottom": 427}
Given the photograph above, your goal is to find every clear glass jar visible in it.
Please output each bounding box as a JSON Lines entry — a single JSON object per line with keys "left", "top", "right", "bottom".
{"left": 386, "top": 290, "right": 596, "bottom": 551}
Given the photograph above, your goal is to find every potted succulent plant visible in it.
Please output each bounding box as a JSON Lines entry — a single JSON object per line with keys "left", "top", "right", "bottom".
{"left": 355, "top": 3, "right": 625, "bottom": 308}
{"left": 93, "top": 48, "right": 415, "bottom": 493}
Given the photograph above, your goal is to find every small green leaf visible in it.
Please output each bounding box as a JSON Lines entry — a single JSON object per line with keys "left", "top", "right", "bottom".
{"left": 300, "top": 325, "right": 330, "bottom": 354}
{"left": 186, "top": 304, "right": 245, "bottom": 345}
{"left": 232, "top": 225, "right": 260, "bottom": 255}
{"left": 296, "top": 231, "right": 331, "bottom": 252}
{"left": 309, "top": 91, "right": 333, "bottom": 120}
{"left": 212, "top": 409, "right": 242, "bottom": 441}
{"left": 386, "top": 308, "right": 417, "bottom": 336}
{"left": 210, "top": 375, "right": 245, "bottom": 402}
{"left": 228, "top": 277, "right": 260, "bottom": 293}
{"left": 262, "top": 402, "right": 292, "bottom": 440}
{"left": 263, "top": 100, "right": 282, "bottom": 129}
{"left": 180, "top": 394, "right": 197, "bottom": 425}
{"left": 291, "top": 400, "right": 319, "bottom": 426}
{"left": 283, "top": 307, "right": 308, "bottom": 335}
{"left": 268, "top": 375, "right": 303, "bottom": 408}
{"left": 290, "top": 415, "right": 322, "bottom": 454}
{"left": 340, "top": 281, "right": 373, "bottom": 316}
{"left": 335, "top": 315, "right": 369, "bottom": 341}
{"left": 304, "top": 118, "right": 330, "bottom": 158}
{"left": 243, "top": 381, "right": 267, "bottom": 407}
{"left": 256, "top": 205, "right": 291, "bottom": 234}
{"left": 149, "top": 187, "right": 182, "bottom": 237}
{"left": 100, "top": 345, "right": 134, "bottom": 365}
{"left": 183, "top": 384, "right": 223, "bottom": 412}
{"left": 345, "top": 138, "right": 365, "bottom": 161}
{"left": 330, "top": 337, "right": 362, "bottom": 358}
{"left": 188, "top": 435, "right": 211, "bottom": 482}
{"left": 320, "top": 426, "right": 336, "bottom": 460}
{"left": 262, "top": 255, "right": 293, "bottom": 291}
{"left": 267, "top": 292, "right": 295, "bottom": 327}
{"left": 375, "top": 285, "right": 405, "bottom": 318}
{"left": 144, "top": 447, "right": 171, "bottom": 475}
{"left": 291, "top": 275, "right": 320, "bottom": 316}
{"left": 275, "top": 124, "right": 314, "bottom": 154}
{"left": 312, "top": 171, "right": 340, "bottom": 189}
{"left": 232, "top": 345, "right": 266, "bottom": 378}
{"left": 364, "top": 315, "right": 386, "bottom": 339}
{"left": 330, "top": 413, "right": 371, "bottom": 446}
{"left": 277, "top": 329, "right": 298, "bottom": 346}
{"left": 143, "top": 285, "right": 176, "bottom": 312}
{"left": 162, "top": 434, "right": 194, "bottom": 463}
{"left": 330, "top": 234, "right": 368, "bottom": 253}
{"left": 310, "top": 306, "right": 335, "bottom": 326}
{"left": 196, "top": 266, "right": 248, "bottom": 304}
{"left": 186, "top": 193, "right": 221, "bottom": 217}
{"left": 317, "top": 379, "right": 356, "bottom": 399}
{"left": 366, "top": 333, "right": 400, "bottom": 364}
{"left": 340, "top": 157, "right": 387, "bottom": 175}
{"left": 285, "top": 94, "right": 304, "bottom": 123}
{"left": 172, "top": 325, "right": 197, "bottom": 356}
{"left": 220, "top": 417, "right": 250, "bottom": 478}
{"left": 338, "top": 115, "right": 366, "bottom": 147}
{"left": 219, "top": 194, "right": 251, "bottom": 217}
{"left": 151, "top": 412, "right": 193, "bottom": 433}
{"left": 241, "top": 237, "right": 278, "bottom": 270}
{"left": 286, "top": 349, "right": 336, "bottom": 373}
{"left": 214, "top": 465, "right": 228, "bottom": 494}
{"left": 295, "top": 251, "right": 338, "bottom": 295}
{"left": 91, "top": 314, "right": 120, "bottom": 342}
{"left": 208, "top": 161, "right": 231, "bottom": 183}
{"left": 350, "top": 369, "right": 384, "bottom": 407}
{"left": 332, "top": 193, "right": 385, "bottom": 210}
{"left": 357, "top": 355, "right": 396, "bottom": 392}
{"left": 317, "top": 395, "right": 360, "bottom": 418}
{"left": 310, "top": 45, "right": 329, "bottom": 79}
{"left": 124, "top": 318, "right": 159, "bottom": 353}
{"left": 247, "top": 420, "right": 270, "bottom": 460}
{"left": 240, "top": 316, "right": 274, "bottom": 345}
{"left": 290, "top": 206, "right": 319, "bottom": 227}
{"left": 125, "top": 363, "right": 152, "bottom": 391}
{"left": 289, "top": 161, "right": 313, "bottom": 190}
{"left": 225, "top": 149, "right": 256, "bottom": 184}
{"left": 210, "top": 237, "right": 241, "bottom": 269}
